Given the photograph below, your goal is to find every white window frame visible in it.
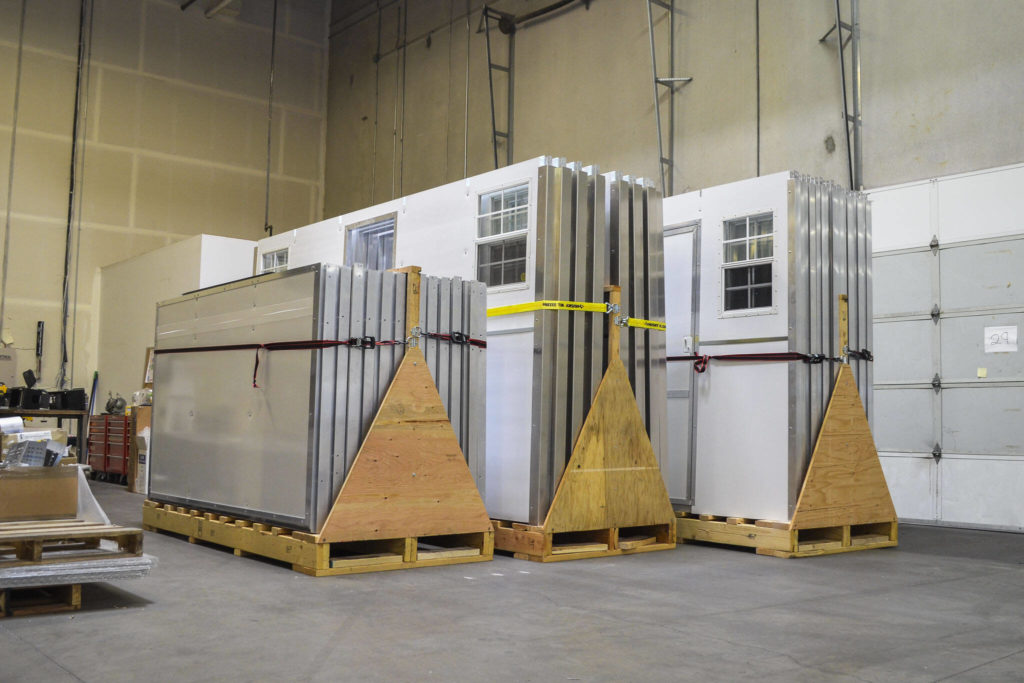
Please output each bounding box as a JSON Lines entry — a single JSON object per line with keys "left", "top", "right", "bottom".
{"left": 475, "top": 181, "right": 531, "bottom": 292}
{"left": 344, "top": 212, "right": 397, "bottom": 271}
{"left": 260, "top": 247, "right": 289, "bottom": 274}
{"left": 720, "top": 211, "right": 776, "bottom": 317}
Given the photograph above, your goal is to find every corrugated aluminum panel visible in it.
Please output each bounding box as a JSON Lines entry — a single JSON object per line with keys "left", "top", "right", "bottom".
{"left": 150, "top": 264, "right": 485, "bottom": 533}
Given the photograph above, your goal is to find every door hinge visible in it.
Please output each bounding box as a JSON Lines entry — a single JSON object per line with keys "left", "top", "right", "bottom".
{"left": 931, "top": 304, "right": 940, "bottom": 324}
{"left": 931, "top": 373, "right": 942, "bottom": 392}
{"left": 932, "top": 443, "right": 942, "bottom": 462}
{"left": 930, "top": 235, "right": 940, "bottom": 252}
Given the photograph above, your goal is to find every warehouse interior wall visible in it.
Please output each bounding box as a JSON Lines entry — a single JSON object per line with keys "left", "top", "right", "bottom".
{"left": 324, "top": 0, "right": 1024, "bottom": 215}
{"left": 0, "top": 0, "right": 329, "bottom": 394}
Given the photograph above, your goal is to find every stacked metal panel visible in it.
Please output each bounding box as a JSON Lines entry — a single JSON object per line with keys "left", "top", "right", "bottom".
{"left": 662, "top": 172, "right": 871, "bottom": 522}
{"left": 149, "top": 264, "right": 486, "bottom": 534}
{"left": 525, "top": 163, "right": 666, "bottom": 525}
{"left": 606, "top": 172, "right": 668, "bottom": 476}
{"left": 419, "top": 275, "right": 487, "bottom": 494}
{"left": 790, "top": 174, "right": 873, "bottom": 508}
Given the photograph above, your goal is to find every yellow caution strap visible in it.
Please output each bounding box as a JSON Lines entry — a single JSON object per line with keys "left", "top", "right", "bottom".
{"left": 624, "top": 318, "right": 667, "bottom": 331}
{"left": 487, "top": 300, "right": 609, "bottom": 317}
{"left": 487, "top": 299, "right": 667, "bottom": 332}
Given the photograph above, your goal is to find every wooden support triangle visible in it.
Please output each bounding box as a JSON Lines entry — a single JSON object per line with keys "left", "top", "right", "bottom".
{"left": 790, "top": 364, "right": 897, "bottom": 530}
{"left": 317, "top": 346, "right": 492, "bottom": 543}
{"left": 543, "top": 356, "right": 676, "bottom": 534}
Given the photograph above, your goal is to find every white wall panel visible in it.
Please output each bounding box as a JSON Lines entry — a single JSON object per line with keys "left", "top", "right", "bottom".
{"left": 938, "top": 165, "right": 1024, "bottom": 244}
{"left": 879, "top": 454, "right": 936, "bottom": 522}
{"left": 872, "top": 164, "right": 1024, "bottom": 530}
{"left": 940, "top": 456, "right": 1024, "bottom": 531}
{"left": 869, "top": 182, "right": 932, "bottom": 252}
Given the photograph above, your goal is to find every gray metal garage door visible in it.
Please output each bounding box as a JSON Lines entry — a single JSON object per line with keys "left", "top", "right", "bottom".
{"left": 873, "top": 233, "right": 1024, "bottom": 530}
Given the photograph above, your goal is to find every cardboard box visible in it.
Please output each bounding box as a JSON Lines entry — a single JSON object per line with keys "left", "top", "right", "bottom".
{"left": 0, "top": 467, "right": 78, "bottom": 521}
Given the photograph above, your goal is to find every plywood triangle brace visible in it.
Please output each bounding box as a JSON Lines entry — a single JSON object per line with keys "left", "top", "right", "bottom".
{"left": 542, "top": 286, "right": 676, "bottom": 535}
{"left": 790, "top": 364, "right": 897, "bottom": 530}
{"left": 317, "top": 267, "right": 492, "bottom": 544}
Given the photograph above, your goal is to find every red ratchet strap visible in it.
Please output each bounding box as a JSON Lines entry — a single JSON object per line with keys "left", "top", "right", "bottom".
{"left": 154, "top": 332, "right": 486, "bottom": 388}
{"left": 666, "top": 352, "right": 844, "bottom": 374}
{"left": 419, "top": 331, "right": 487, "bottom": 348}
{"left": 155, "top": 337, "right": 402, "bottom": 388}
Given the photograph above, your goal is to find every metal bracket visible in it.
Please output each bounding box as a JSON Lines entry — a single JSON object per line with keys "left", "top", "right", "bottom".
{"left": 931, "top": 373, "right": 942, "bottom": 392}
{"left": 931, "top": 304, "right": 941, "bottom": 324}
{"left": 613, "top": 314, "right": 629, "bottom": 328}
{"left": 932, "top": 443, "right": 942, "bottom": 462}
{"left": 930, "top": 235, "right": 940, "bottom": 252}
{"left": 406, "top": 326, "right": 422, "bottom": 349}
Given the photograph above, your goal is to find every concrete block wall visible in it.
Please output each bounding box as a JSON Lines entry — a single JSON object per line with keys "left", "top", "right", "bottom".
{"left": 0, "top": 0, "right": 328, "bottom": 392}
{"left": 324, "top": 0, "right": 1024, "bottom": 214}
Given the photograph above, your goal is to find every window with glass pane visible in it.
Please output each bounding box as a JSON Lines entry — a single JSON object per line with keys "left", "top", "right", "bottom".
{"left": 476, "top": 182, "right": 529, "bottom": 287}
{"left": 346, "top": 216, "right": 395, "bottom": 271}
{"left": 477, "top": 184, "right": 529, "bottom": 238}
{"left": 261, "top": 248, "right": 289, "bottom": 273}
{"left": 723, "top": 213, "right": 773, "bottom": 311}
{"left": 477, "top": 235, "right": 527, "bottom": 287}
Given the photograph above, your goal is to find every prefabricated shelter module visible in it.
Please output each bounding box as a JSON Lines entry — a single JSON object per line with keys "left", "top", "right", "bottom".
{"left": 662, "top": 172, "right": 873, "bottom": 522}
{"left": 148, "top": 264, "right": 486, "bottom": 534}
{"left": 256, "top": 157, "right": 667, "bottom": 527}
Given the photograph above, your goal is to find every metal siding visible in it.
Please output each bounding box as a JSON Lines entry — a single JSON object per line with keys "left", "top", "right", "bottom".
{"left": 873, "top": 320, "right": 935, "bottom": 383}
{"left": 873, "top": 388, "right": 934, "bottom": 453}
{"left": 940, "top": 237, "right": 1024, "bottom": 312}
{"left": 939, "top": 455, "right": 1024, "bottom": 530}
{"left": 942, "top": 387, "right": 1024, "bottom": 456}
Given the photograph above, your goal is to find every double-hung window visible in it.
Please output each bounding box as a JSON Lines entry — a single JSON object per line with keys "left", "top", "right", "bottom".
{"left": 345, "top": 215, "right": 396, "bottom": 271}
{"left": 260, "top": 248, "right": 289, "bottom": 274}
{"left": 476, "top": 183, "right": 529, "bottom": 287}
{"left": 722, "top": 213, "right": 773, "bottom": 312}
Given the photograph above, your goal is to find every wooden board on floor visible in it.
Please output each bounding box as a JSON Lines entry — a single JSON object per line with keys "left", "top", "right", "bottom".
{"left": 144, "top": 501, "right": 494, "bottom": 577}
{"left": 0, "top": 584, "right": 81, "bottom": 618}
{"left": 0, "top": 520, "right": 143, "bottom": 568}
{"left": 493, "top": 519, "right": 676, "bottom": 563}
{"left": 676, "top": 514, "right": 898, "bottom": 558}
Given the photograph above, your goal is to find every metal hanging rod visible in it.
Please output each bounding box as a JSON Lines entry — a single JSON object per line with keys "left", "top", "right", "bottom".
{"left": 647, "top": 0, "right": 692, "bottom": 197}
{"left": 820, "top": 0, "right": 863, "bottom": 190}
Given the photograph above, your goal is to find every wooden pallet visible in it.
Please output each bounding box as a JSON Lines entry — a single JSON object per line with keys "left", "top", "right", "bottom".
{"left": 676, "top": 365, "right": 898, "bottom": 558}
{"left": 493, "top": 520, "right": 676, "bottom": 562}
{"left": 676, "top": 513, "right": 897, "bottom": 558}
{"left": 493, "top": 287, "right": 677, "bottom": 563}
{"left": 0, "top": 584, "right": 81, "bottom": 618}
{"left": 143, "top": 501, "right": 493, "bottom": 577}
{"left": 0, "top": 519, "right": 144, "bottom": 568}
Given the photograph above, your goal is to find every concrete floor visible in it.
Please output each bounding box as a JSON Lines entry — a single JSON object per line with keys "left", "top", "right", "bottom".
{"left": 2, "top": 483, "right": 1024, "bottom": 682}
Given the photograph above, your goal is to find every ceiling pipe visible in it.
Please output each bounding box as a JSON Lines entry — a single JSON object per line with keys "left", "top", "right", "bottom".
{"left": 180, "top": 0, "right": 199, "bottom": 10}
{"left": 499, "top": 0, "right": 587, "bottom": 34}
{"left": 205, "top": 0, "right": 235, "bottom": 18}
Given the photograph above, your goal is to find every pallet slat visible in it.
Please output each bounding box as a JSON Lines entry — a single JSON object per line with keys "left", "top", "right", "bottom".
{"left": 676, "top": 513, "right": 897, "bottom": 558}
{"left": 0, "top": 520, "right": 143, "bottom": 570}
{"left": 143, "top": 501, "right": 493, "bottom": 577}
{"left": 1, "top": 584, "right": 81, "bottom": 618}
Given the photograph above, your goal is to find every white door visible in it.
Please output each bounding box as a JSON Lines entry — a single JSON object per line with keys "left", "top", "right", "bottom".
{"left": 664, "top": 224, "right": 698, "bottom": 504}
